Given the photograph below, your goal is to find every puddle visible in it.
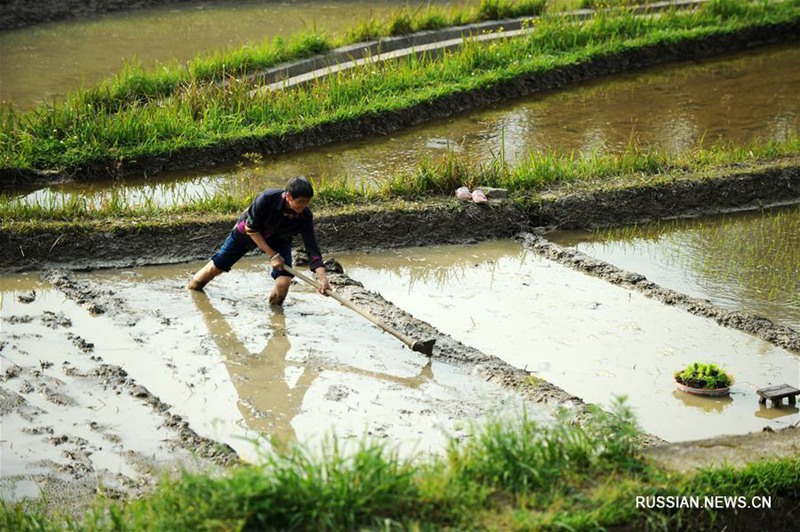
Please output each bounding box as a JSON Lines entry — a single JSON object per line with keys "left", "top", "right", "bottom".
{"left": 1, "top": 259, "right": 545, "bottom": 499}
{"left": 335, "top": 240, "right": 800, "bottom": 442}
{"left": 548, "top": 204, "right": 800, "bottom": 331}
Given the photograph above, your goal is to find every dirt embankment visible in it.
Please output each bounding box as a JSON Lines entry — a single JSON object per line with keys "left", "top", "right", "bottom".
{"left": 2, "top": 157, "right": 798, "bottom": 274}
{"left": 518, "top": 231, "right": 800, "bottom": 353}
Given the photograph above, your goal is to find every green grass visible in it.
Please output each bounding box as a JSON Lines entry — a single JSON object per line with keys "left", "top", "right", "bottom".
{"left": 1, "top": 0, "right": 796, "bottom": 174}
{"left": 3, "top": 399, "right": 798, "bottom": 531}
{"left": 15, "top": 0, "right": 546, "bottom": 116}
{"left": 2, "top": 133, "right": 797, "bottom": 224}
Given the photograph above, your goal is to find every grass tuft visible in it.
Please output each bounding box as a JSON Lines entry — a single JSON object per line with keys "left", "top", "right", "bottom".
{"left": 2, "top": 134, "right": 797, "bottom": 222}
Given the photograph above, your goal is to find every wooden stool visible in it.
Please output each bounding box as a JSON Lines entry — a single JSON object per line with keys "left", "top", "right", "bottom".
{"left": 757, "top": 384, "right": 800, "bottom": 407}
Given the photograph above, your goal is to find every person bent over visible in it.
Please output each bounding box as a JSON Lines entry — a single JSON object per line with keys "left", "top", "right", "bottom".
{"left": 187, "top": 176, "right": 331, "bottom": 305}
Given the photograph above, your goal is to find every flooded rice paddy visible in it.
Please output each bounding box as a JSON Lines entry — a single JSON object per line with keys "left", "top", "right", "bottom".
{"left": 336, "top": 239, "right": 800, "bottom": 443}
{"left": 3, "top": 227, "right": 798, "bottom": 499}
{"left": 548, "top": 204, "right": 800, "bottom": 331}
{"left": 12, "top": 44, "right": 800, "bottom": 209}
{"left": 1, "top": 259, "right": 536, "bottom": 499}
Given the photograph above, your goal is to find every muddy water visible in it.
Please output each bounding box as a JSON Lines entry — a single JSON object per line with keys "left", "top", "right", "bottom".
{"left": 335, "top": 240, "right": 800, "bottom": 443}
{"left": 0, "top": 0, "right": 467, "bottom": 109}
{"left": 13, "top": 44, "right": 799, "bottom": 208}
{"left": 548, "top": 204, "right": 800, "bottom": 331}
{"left": 1, "top": 259, "right": 541, "bottom": 499}
{"left": 0, "top": 278, "right": 215, "bottom": 503}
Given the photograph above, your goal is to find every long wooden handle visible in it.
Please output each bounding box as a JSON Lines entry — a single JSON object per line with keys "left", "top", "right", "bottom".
{"left": 281, "top": 264, "right": 434, "bottom": 355}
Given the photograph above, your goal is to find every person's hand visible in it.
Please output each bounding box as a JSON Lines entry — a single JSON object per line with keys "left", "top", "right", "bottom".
{"left": 318, "top": 276, "right": 332, "bottom": 296}
{"left": 270, "top": 253, "right": 285, "bottom": 270}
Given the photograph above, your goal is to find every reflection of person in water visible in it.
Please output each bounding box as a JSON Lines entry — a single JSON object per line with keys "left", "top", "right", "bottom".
{"left": 191, "top": 292, "right": 435, "bottom": 449}
{"left": 191, "top": 292, "right": 318, "bottom": 449}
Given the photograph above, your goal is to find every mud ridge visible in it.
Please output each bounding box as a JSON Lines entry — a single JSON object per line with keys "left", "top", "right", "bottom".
{"left": 325, "top": 269, "right": 667, "bottom": 448}
{"left": 532, "top": 159, "right": 800, "bottom": 229}
{"left": 519, "top": 232, "right": 800, "bottom": 353}
{"left": 85, "top": 364, "right": 240, "bottom": 467}
{"left": 2, "top": 160, "right": 798, "bottom": 274}
{"left": 0, "top": 201, "right": 532, "bottom": 273}
{"left": 39, "top": 269, "right": 241, "bottom": 468}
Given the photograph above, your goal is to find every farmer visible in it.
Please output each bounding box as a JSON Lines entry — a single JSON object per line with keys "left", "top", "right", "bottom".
{"left": 187, "top": 176, "right": 332, "bottom": 305}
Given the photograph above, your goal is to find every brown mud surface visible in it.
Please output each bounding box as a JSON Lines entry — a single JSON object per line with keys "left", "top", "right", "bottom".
{"left": 2, "top": 157, "right": 798, "bottom": 273}
{"left": 3, "top": 176, "right": 799, "bottom": 520}
{"left": 644, "top": 425, "right": 800, "bottom": 473}
{"left": 2, "top": 158, "right": 800, "bottom": 492}
{"left": 0, "top": 260, "right": 598, "bottom": 516}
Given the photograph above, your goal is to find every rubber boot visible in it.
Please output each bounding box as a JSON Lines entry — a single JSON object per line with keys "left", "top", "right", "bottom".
{"left": 187, "top": 261, "right": 223, "bottom": 291}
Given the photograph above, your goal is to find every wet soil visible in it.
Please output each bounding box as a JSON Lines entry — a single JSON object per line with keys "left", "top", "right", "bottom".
{"left": 641, "top": 428, "right": 800, "bottom": 532}
{"left": 0, "top": 278, "right": 239, "bottom": 517}
{"left": 2, "top": 157, "right": 798, "bottom": 274}
{"left": 644, "top": 426, "right": 800, "bottom": 474}
{"left": 3, "top": 181, "right": 799, "bottom": 520}
{"left": 3, "top": 249, "right": 797, "bottom": 522}
{"left": 0, "top": 260, "right": 589, "bottom": 516}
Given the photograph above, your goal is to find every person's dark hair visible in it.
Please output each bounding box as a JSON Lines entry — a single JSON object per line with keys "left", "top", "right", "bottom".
{"left": 286, "top": 176, "right": 314, "bottom": 199}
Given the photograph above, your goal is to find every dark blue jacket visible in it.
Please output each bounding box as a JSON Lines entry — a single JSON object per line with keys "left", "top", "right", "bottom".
{"left": 235, "top": 189, "right": 324, "bottom": 271}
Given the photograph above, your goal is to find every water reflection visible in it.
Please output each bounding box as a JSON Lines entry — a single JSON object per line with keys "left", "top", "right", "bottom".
{"left": 549, "top": 204, "right": 800, "bottom": 330}
{"left": 672, "top": 390, "right": 734, "bottom": 414}
{"left": 191, "top": 291, "right": 317, "bottom": 449}
{"left": 754, "top": 404, "right": 800, "bottom": 420}
{"left": 190, "top": 288, "right": 434, "bottom": 448}
{"left": 344, "top": 245, "right": 527, "bottom": 293}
